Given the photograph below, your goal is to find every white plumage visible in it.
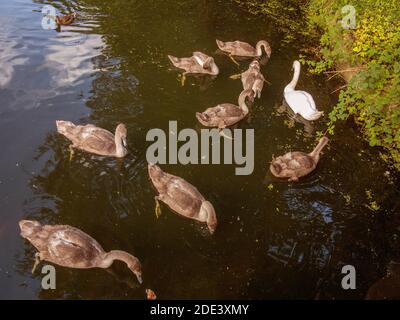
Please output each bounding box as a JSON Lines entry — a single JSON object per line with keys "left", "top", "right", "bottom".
{"left": 284, "top": 61, "right": 324, "bottom": 121}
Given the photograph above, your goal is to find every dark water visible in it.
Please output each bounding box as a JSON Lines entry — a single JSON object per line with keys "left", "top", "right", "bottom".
{"left": 0, "top": 0, "right": 399, "bottom": 299}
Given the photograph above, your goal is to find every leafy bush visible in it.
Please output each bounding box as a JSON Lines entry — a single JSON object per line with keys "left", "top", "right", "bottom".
{"left": 307, "top": 0, "right": 400, "bottom": 169}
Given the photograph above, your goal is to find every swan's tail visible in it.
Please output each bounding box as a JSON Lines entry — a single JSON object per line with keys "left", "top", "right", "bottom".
{"left": 306, "top": 111, "right": 324, "bottom": 121}
{"left": 270, "top": 162, "right": 282, "bottom": 174}
{"left": 196, "top": 112, "right": 209, "bottom": 125}
{"left": 19, "top": 220, "right": 42, "bottom": 238}
{"left": 216, "top": 39, "right": 225, "bottom": 51}
{"left": 167, "top": 55, "right": 179, "bottom": 67}
{"left": 56, "top": 120, "right": 76, "bottom": 136}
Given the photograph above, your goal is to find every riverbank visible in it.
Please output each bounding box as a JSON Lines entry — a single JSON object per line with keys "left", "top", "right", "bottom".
{"left": 235, "top": 0, "right": 400, "bottom": 170}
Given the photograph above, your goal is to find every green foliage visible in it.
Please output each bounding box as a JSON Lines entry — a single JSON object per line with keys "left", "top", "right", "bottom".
{"left": 306, "top": 0, "right": 400, "bottom": 169}
{"left": 299, "top": 55, "right": 334, "bottom": 74}
{"left": 232, "top": 0, "right": 314, "bottom": 44}
{"left": 237, "top": 0, "right": 400, "bottom": 169}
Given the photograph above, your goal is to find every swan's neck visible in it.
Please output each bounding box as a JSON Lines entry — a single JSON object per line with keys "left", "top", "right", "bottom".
{"left": 309, "top": 137, "right": 329, "bottom": 159}
{"left": 101, "top": 250, "right": 139, "bottom": 269}
{"left": 238, "top": 93, "right": 250, "bottom": 114}
{"left": 256, "top": 41, "right": 271, "bottom": 57}
{"left": 114, "top": 130, "right": 127, "bottom": 158}
{"left": 285, "top": 64, "right": 301, "bottom": 93}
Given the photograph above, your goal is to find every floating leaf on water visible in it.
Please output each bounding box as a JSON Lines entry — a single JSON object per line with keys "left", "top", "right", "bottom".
{"left": 155, "top": 198, "right": 162, "bottom": 219}
{"left": 343, "top": 194, "right": 351, "bottom": 204}
{"left": 366, "top": 201, "right": 380, "bottom": 212}
{"left": 284, "top": 119, "right": 295, "bottom": 128}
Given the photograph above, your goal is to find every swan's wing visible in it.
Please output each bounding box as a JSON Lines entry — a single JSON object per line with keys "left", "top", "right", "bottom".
{"left": 220, "top": 41, "right": 255, "bottom": 56}
{"left": 242, "top": 69, "right": 264, "bottom": 92}
{"left": 74, "top": 126, "right": 115, "bottom": 154}
{"left": 151, "top": 168, "right": 204, "bottom": 202}
{"left": 46, "top": 227, "right": 104, "bottom": 267}
{"left": 74, "top": 125, "right": 114, "bottom": 142}
{"left": 167, "top": 177, "right": 205, "bottom": 202}
{"left": 242, "top": 72, "right": 255, "bottom": 90}
{"left": 169, "top": 56, "right": 197, "bottom": 70}
{"left": 163, "top": 175, "right": 204, "bottom": 216}
{"left": 300, "top": 91, "right": 317, "bottom": 111}
{"left": 232, "top": 41, "right": 255, "bottom": 55}
{"left": 201, "top": 104, "right": 241, "bottom": 118}
{"left": 213, "top": 104, "right": 243, "bottom": 117}
{"left": 171, "top": 55, "right": 212, "bottom": 74}
{"left": 273, "top": 152, "right": 313, "bottom": 174}
{"left": 290, "top": 152, "right": 314, "bottom": 169}
{"left": 284, "top": 90, "right": 317, "bottom": 114}
{"left": 192, "top": 52, "right": 210, "bottom": 63}
{"left": 79, "top": 136, "right": 115, "bottom": 154}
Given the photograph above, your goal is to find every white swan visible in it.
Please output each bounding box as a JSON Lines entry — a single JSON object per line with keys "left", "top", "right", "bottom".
{"left": 284, "top": 61, "right": 324, "bottom": 121}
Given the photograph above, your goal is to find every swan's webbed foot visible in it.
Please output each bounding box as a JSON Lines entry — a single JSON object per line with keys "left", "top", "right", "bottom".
{"left": 180, "top": 73, "right": 187, "bottom": 87}
{"left": 32, "top": 252, "right": 41, "bottom": 274}
{"left": 69, "top": 145, "right": 75, "bottom": 161}
{"left": 219, "top": 127, "right": 233, "bottom": 140}
{"left": 229, "top": 73, "right": 241, "bottom": 80}
{"left": 154, "top": 196, "right": 162, "bottom": 218}
{"left": 229, "top": 55, "right": 240, "bottom": 67}
{"left": 263, "top": 78, "right": 272, "bottom": 85}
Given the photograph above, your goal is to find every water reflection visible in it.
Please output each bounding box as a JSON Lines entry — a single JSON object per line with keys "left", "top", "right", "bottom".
{"left": 366, "top": 261, "right": 400, "bottom": 299}
{"left": 0, "top": 18, "right": 29, "bottom": 87}
{"left": 276, "top": 101, "right": 315, "bottom": 137}
{"left": 2, "top": 0, "right": 400, "bottom": 300}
